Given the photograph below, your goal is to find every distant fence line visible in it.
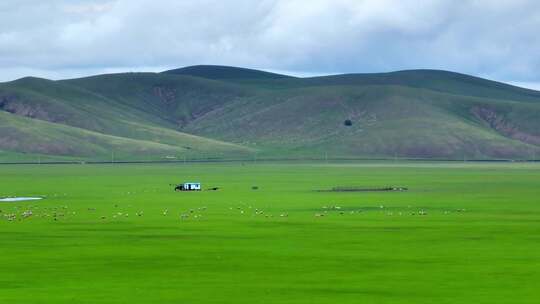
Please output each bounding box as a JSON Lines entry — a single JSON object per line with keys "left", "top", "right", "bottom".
{"left": 0, "top": 156, "right": 538, "bottom": 165}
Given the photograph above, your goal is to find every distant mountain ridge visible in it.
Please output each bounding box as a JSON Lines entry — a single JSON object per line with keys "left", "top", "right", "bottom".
{"left": 1, "top": 65, "right": 539, "bottom": 161}
{"left": 163, "top": 65, "right": 294, "bottom": 80}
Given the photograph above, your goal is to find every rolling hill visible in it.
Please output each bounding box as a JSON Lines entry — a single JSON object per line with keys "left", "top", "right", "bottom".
{"left": 1, "top": 65, "right": 540, "bottom": 161}
{"left": 163, "top": 65, "right": 294, "bottom": 80}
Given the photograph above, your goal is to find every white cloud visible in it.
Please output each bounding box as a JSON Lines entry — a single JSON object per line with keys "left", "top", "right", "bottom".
{"left": 0, "top": 0, "right": 539, "bottom": 85}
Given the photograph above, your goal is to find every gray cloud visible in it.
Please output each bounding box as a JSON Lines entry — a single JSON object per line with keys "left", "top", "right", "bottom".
{"left": 1, "top": 0, "right": 540, "bottom": 88}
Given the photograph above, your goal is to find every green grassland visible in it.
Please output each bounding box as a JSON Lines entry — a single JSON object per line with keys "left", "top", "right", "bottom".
{"left": 1, "top": 162, "right": 540, "bottom": 303}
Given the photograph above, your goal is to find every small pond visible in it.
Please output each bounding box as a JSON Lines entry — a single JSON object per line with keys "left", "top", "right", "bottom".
{"left": 0, "top": 197, "right": 43, "bottom": 202}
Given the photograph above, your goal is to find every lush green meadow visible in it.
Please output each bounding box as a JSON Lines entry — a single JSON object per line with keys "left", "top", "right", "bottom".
{"left": 1, "top": 162, "right": 539, "bottom": 303}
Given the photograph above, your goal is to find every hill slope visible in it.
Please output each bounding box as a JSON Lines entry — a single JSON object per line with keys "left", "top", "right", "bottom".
{"left": 163, "top": 65, "right": 293, "bottom": 80}
{"left": 1, "top": 65, "right": 540, "bottom": 161}
{"left": 182, "top": 84, "right": 540, "bottom": 158}
{"left": 0, "top": 75, "right": 254, "bottom": 160}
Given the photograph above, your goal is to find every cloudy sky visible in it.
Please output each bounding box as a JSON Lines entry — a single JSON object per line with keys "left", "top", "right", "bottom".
{"left": 1, "top": 0, "right": 540, "bottom": 89}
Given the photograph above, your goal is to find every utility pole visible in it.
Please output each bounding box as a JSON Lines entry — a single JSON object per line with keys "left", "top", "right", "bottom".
{"left": 111, "top": 151, "right": 114, "bottom": 164}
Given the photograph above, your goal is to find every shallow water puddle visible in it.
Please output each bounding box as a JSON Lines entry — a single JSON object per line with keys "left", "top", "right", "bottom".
{"left": 0, "top": 197, "right": 43, "bottom": 202}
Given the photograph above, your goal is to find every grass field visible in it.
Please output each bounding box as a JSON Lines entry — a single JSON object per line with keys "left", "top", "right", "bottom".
{"left": 1, "top": 162, "right": 540, "bottom": 303}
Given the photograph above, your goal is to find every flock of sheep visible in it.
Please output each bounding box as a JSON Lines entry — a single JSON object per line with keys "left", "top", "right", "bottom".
{"left": 0, "top": 189, "right": 468, "bottom": 223}
{"left": 1, "top": 200, "right": 467, "bottom": 223}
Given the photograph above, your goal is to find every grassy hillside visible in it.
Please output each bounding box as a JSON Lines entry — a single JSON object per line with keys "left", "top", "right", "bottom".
{"left": 163, "top": 65, "right": 293, "bottom": 80}
{"left": 0, "top": 111, "right": 252, "bottom": 161}
{"left": 300, "top": 70, "right": 540, "bottom": 102}
{"left": 62, "top": 72, "right": 253, "bottom": 127}
{"left": 0, "top": 75, "right": 254, "bottom": 160}
{"left": 181, "top": 83, "right": 540, "bottom": 159}
{"left": 1, "top": 65, "right": 540, "bottom": 160}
